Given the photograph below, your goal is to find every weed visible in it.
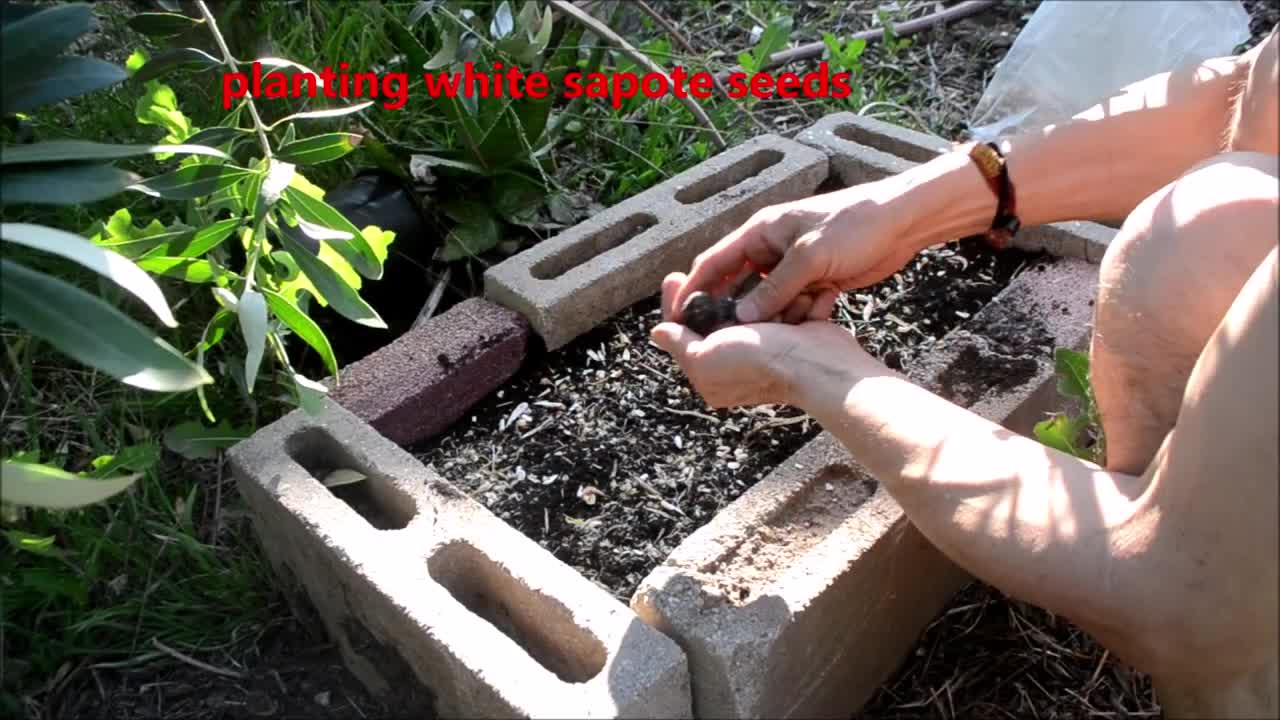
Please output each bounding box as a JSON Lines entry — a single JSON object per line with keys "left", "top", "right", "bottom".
{"left": 1034, "top": 348, "right": 1106, "bottom": 464}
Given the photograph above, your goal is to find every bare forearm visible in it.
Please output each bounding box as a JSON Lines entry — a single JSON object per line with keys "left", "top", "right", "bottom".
{"left": 787, "top": 358, "right": 1145, "bottom": 625}
{"left": 878, "top": 55, "right": 1249, "bottom": 250}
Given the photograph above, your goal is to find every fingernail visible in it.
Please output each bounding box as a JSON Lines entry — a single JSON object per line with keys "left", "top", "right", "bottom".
{"left": 735, "top": 298, "right": 760, "bottom": 324}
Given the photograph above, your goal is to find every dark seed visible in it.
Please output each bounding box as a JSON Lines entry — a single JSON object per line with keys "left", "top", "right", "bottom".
{"left": 681, "top": 292, "right": 737, "bottom": 336}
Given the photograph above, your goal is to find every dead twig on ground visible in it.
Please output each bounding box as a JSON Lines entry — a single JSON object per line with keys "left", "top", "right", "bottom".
{"left": 549, "top": 0, "right": 728, "bottom": 149}
{"left": 150, "top": 638, "right": 245, "bottom": 680}
{"left": 713, "top": 0, "right": 997, "bottom": 83}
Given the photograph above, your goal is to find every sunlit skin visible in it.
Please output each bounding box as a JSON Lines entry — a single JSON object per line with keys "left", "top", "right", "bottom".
{"left": 651, "top": 31, "right": 1279, "bottom": 719}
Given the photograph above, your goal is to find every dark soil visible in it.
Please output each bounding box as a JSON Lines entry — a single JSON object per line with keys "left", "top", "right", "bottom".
{"left": 411, "top": 239, "right": 1042, "bottom": 601}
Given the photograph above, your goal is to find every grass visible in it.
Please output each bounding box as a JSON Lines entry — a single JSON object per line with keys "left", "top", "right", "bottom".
{"left": 1, "top": 0, "right": 1036, "bottom": 715}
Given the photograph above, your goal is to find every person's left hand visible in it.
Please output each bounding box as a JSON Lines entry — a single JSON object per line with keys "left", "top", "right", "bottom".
{"left": 649, "top": 272, "right": 871, "bottom": 409}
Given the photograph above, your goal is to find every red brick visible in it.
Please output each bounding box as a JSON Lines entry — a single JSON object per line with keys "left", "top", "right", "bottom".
{"left": 328, "top": 298, "right": 530, "bottom": 446}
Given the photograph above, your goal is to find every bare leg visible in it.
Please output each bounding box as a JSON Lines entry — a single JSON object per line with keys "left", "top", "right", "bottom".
{"left": 1091, "top": 152, "right": 1279, "bottom": 474}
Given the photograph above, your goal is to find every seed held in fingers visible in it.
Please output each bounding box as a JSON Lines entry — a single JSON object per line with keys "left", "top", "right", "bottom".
{"left": 681, "top": 291, "right": 738, "bottom": 336}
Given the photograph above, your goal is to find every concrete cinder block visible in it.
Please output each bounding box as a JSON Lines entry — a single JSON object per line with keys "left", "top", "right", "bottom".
{"left": 230, "top": 399, "right": 691, "bottom": 718}
{"left": 796, "top": 112, "right": 1117, "bottom": 263}
{"left": 484, "top": 134, "right": 828, "bottom": 349}
{"left": 631, "top": 257, "right": 1099, "bottom": 718}
{"left": 327, "top": 298, "right": 530, "bottom": 446}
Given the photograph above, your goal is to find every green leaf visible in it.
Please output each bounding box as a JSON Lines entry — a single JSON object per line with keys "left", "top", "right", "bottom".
{"left": 90, "top": 209, "right": 191, "bottom": 258}
{"left": 127, "top": 12, "right": 205, "bottom": 37}
{"left": 1, "top": 222, "right": 178, "bottom": 327}
{"left": 88, "top": 442, "right": 161, "bottom": 477}
{"left": 237, "top": 289, "right": 268, "bottom": 393}
{"left": 266, "top": 102, "right": 374, "bottom": 131}
{"left": 135, "top": 256, "right": 217, "bottom": 283}
{"left": 131, "top": 47, "right": 222, "bottom": 84}
{"left": 531, "top": 5, "right": 554, "bottom": 51}
{"left": 293, "top": 373, "right": 329, "bottom": 415}
{"left": 263, "top": 288, "right": 338, "bottom": 378}
{"left": 184, "top": 126, "right": 249, "bottom": 148}
{"left": 1, "top": 163, "right": 140, "bottom": 205}
{"left": 277, "top": 133, "right": 363, "bottom": 165}
{"left": 737, "top": 51, "right": 755, "bottom": 72}
{"left": 1054, "top": 348, "right": 1091, "bottom": 404}
{"left": 158, "top": 217, "right": 241, "bottom": 258}
{"left": 408, "top": 0, "right": 437, "bottom": 27}
{"left": 0, "top": 259, "right": 210, "bottom": 391}
{"left": 275, "top": 233, "right": 385, "bottom": 329}
{"left": 426, "top": 28, "right": 459, "bottom": 70}
{"left": 1033, "top": 414, "right": 1089, "bottom": 459}
{"left": 134, "top": 78, "right": 193, "bottom": 144}
{"left": 162, "top": 421, "right": 249, "bottom": 460}
{"left": 752, "top": 15, "right": 793, "bottom": 70}
{"left": 0, "top": 4, "right": 94, "bottom": 67}
{"left": 1, "top": 55, "right": 127, "bottom": 115}
{"left": 281, "top": 185, "right": 381, "bottom": 279}
{"left": 3, "top": 530, "right": 65, "bottom": 558}
{"left": 0, "top": 140, "right": 228, "bottom": 165}
{"left": 241, "top": 165, "right": 266, "bottom": 220}
{"left": 130, "top": 164, "right": 252, "bottom": 200}
{"left": 1, "top": 461, "right": 140, "bottom": 509}
{"left": 490, "top": 1, "right": 515, "bottom": 39}
{"left": 441, "top": 200, "right": 502, "bottom": 260}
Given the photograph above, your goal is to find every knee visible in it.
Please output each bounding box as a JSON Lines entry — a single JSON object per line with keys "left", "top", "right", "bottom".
{"left": 1099, "top": 153, "right": 1279, "bottom": 330}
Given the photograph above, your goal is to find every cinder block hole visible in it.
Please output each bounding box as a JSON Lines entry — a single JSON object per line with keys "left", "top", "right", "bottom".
{"left": 285, "top": 428, "right": 416, "bottom": 530}
{"left": 832, "top": 122, "right": 946, "bottom": 164}
{"left": 674, "top": 148, "right": 784, "bottom": 204}
{"left": 530, "top": 212, "right": 659, "bottom": 280}
{"left": 709, "top": 466, "right": 878, "bottom": 605}
{"left": 428, "top": 540, "right": 607, "bottom": 683}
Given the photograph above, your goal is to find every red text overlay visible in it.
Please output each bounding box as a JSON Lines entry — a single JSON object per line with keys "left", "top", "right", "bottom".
{"left": 221, "top": 61, "right": 862, "bottom": 110}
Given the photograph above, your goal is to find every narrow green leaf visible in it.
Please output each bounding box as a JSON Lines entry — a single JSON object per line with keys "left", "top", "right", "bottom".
{"left": 1, "top": 55, "right": 127, "bottom": 115}
{"left": 149, "top": 217, "right": 241, "bottom": 258}
{"left": 532, "top": 5, "right": 554, "bottom": 50}
{"left": 135, "top": 256, "right": 217, "bottom": 283}
{"left": 162, "top": 421, "right": 249, "bottom": 460}
{"left": 294, "top": 374, "right": 329, "bottom": 415}
{"left": 90, "top": 208, "right": 193, "bottom": 258}
{"left": 0, "top": 140, "right": 228, "bottom": 164}
{"left": 3, "top": 530, "right": 65, "bottom": 558}
{"left": 241, "top": 166, "right": 265, "bottom": 221}
{"left": 183, "top": 126, "right": 249, "bottom": 148}
{"left": 266, "top": 102, "right": 374, "bottom": 131}
{"left": 0, "top": 4, "right": 94, "bottom": 66}
{"left": 0, "top": 260, "right": 210, "bottom": 391}
{"left": 131, "top": 47, "right": 222, "bottom": 84}
{"left": 426, "top": 29, "right": 459, "bottom": 69}
{"left": 127, "top": 12, "right": 205, "bottom": 37}
{"left": 1, "top": 222, "right": 178, "bottom": 327}
{"left": 0, "top": 460, "right": 140, "bottom": 509}
{"left": 263, "top": 288, "right": 338, "bottom": 378}
{"left": 1, "top": 163, "right": 139, "bottom": 205}
{"left": 490, "top": 1, "right": 515, "bottom": 39}
{"left": 281, "top": 185, "right": 381, "bottom": 278}
{"left": 409, "top": 0, "right": 437, "bottom": 27}
{"left": 276, "top": 133, "right": 363, "bottom": 165}
{"left": 130, "top": 164, "right": 251, "bottom": 200}
{"left": 275, "top": 233, "right": 385, "bottom": 329}
{"left": 237, "top": 289, "right": 268, "bottom": 393}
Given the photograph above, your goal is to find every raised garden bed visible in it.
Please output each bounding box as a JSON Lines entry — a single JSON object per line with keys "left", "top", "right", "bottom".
{"left": 411, "top": 238, "right": 1047, "bottom": 600}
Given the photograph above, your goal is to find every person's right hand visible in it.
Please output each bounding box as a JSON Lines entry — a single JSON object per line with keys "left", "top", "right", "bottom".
{"left": 667, "top": 182, "right": 922, "bottom": 326}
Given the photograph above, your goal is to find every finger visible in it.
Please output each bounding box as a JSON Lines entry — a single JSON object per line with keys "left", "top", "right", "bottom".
{"left": 781, "top": 293, "right": 815, "bottom": 325}
{"left": 808, "top": 287, "right": 840, "bottom": 321}
{"left": 661, "top": 272, "right": 686, "bottom": 321}
{"left": 678, "top": 211, "right": 789, "bottom": 313}
{"left": 650, "top": 321, "right": 701, "bottom": 363}
{"left": 736, "top": 232, "right": 824, "bottom": 323}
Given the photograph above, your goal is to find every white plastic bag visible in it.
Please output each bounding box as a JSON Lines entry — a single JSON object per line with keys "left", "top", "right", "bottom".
{"left": 969, "top": 0, "right": 1251, "bottom": 141}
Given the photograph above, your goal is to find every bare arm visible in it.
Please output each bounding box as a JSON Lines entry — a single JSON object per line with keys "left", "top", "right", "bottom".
{"left": 777, "top": 248, "right": 1278, "bottom": 678}
{"left": 881, "top": 30, "right": 1279, "bottom": 251}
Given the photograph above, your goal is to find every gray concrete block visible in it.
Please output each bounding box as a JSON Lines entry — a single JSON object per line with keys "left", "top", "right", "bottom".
{"left": 484, "top": 134, "right": 828, "bottom": 349}
{"left": 796, "top": 112, "right": 1116, "bottom": 263}
{"left": 631, "top": 257, "right": 1099, "bottom": 718}
{"left": 230, "top": 399, "right": 692, "bottom": 718}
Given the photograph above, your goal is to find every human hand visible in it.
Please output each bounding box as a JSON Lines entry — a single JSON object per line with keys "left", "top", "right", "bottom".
{"left": 668, "top": 181, "right": 921, "bottom": 327}
{"left": 650, "top": 273, "right": 876, "bottom": 409}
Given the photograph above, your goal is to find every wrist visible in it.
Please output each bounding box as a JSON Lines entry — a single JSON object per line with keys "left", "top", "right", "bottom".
{"left": 878, "top": 149, "right": 1001, "bottom": 252}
